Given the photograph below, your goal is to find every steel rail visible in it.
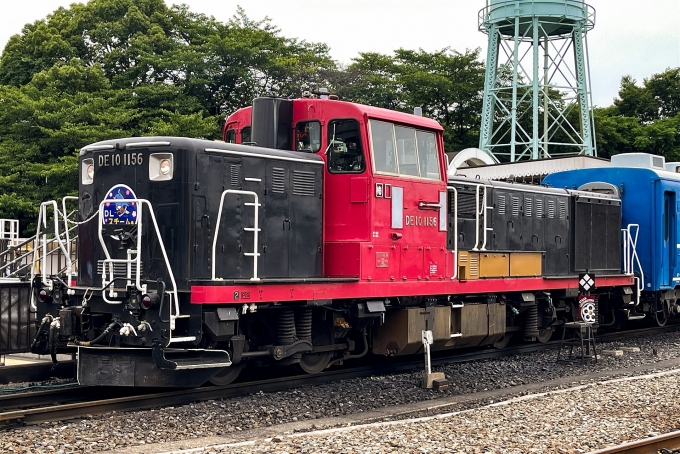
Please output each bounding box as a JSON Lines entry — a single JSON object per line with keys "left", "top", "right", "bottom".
{"left": 0, "top": 323, "right": 678, "bottom": 428}
{"left": 589, "top": 430, "right": 680, "bottom": 453}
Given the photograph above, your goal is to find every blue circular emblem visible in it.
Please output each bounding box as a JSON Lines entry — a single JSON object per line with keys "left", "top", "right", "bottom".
{"left": 103, "top": 185, "right": 138, "bottom": 225}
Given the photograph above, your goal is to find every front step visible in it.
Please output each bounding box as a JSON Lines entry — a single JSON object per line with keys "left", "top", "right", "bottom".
{"left": 78, "top": 346, "right": 231, "bottom": 387}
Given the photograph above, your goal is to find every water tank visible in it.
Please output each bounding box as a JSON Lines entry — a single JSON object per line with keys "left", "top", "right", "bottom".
{"left": 484, "top": 0, "right": 593, "bottom": 37}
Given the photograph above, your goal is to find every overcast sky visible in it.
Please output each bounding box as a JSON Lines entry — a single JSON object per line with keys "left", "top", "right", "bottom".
{"left": 1, "top": 0, "right": 678, "bottom": 107}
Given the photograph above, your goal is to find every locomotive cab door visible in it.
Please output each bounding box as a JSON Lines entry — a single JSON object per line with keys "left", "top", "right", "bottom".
{"left": 661, "top": 190, "right": 676, "bottom": 288}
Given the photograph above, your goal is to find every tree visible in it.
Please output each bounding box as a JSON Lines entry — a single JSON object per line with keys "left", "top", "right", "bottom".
{"left": 328, "top": 48, "right": 486, "bottom": 152}
{"left": 595, "top": 68, "right": 680, "bottom": 160}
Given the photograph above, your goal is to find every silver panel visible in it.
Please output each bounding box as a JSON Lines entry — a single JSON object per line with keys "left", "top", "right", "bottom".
{"left": 391, "top": 186, "right": 403, "bottom": 229}
{"left": 439, "top": 191, "right": 447, "bottom": 231}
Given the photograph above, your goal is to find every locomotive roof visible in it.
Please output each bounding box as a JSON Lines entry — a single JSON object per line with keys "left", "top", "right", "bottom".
{"left": 80, "top": 136, "right": 324, "bottom": 164}
{"left": 449, "top": 175, "right": 620, "bottom": 202}
{"left": 227, "top": 98, "right": 444, "bottom": 132}
{"left": 545, "top": 165, "right": 680, "bottom": 185}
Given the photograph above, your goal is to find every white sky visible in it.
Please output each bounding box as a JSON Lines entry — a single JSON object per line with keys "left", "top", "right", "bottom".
{"left": 1, "top": 0, "right": 679, "bottom": 107}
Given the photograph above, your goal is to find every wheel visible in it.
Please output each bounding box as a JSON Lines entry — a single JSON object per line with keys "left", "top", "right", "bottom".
{"left": 655, "top": 308, "right": 668, "bottom": 327}
{"left": 298, "top": 320, "right": 334, "bottom": 374}
{"left": 493, "top": 333, "right": 511, "bottom": 349}
{"left": 209, "top": 363, "right": 245, "bottom": 386}
{"left": 654, "top": 299, "right": 669, "bottom": 327}
{"left": 536, "top": 327, "right": 554, "bottom": 343}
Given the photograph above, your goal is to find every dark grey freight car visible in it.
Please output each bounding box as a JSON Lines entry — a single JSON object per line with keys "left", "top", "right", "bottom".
{"left": 78, "top": 137, "right": 324, "bottom": 290}
{"left": 447, "top": 177, "right": 621, "bottom": 276}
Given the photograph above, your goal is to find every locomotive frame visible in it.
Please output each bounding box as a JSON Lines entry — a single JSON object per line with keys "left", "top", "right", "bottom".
{"left": 29, "top": 95, "right": 636, "bottom": 387}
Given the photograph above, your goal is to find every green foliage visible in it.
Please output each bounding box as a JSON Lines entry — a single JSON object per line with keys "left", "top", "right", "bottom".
{"left": 0, "top": 1, "right": 334, "bottom": 233}
{"left": 596, "top": 68, "right": 680, "bottom": 160}
{"left": 328, "top": 48, "right": 485, "bottom": 152}
{"left": 0, "top": 0, "right": 677, "bottom": 235}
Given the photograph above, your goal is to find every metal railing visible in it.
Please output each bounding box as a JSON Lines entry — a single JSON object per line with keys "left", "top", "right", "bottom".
{"left": 96, "top": 199, "right": 182, "bottom": 342}
{"left": 622, "top": 224, "right": 643, "bottom": 305}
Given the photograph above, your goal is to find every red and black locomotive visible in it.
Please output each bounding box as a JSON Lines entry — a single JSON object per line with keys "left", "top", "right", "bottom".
{"left": 31, "top": 94, "right": 634, "bottom": 387}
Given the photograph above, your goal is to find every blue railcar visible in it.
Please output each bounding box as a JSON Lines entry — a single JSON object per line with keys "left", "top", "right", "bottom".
{"left": 543, "top": 153, "right": 680, "bottom": 325}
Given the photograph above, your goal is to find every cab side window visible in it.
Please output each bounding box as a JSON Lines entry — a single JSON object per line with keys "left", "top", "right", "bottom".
{"left": 225, "top": 129, "right": 236, "bottom": 143}
{"left": 327, "top": 119, "right": 365, "bottom": 173}
{"left": 296, "top": 121, "right": 321, "bottom": 152}
{"left": 241, "top": 127, "right": 252, "bottom": 144}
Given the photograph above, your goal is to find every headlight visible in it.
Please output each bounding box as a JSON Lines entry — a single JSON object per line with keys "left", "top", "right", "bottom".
{"left": 82, "top": 158, "right": 94, "bottom": 185}
{"left": 160, "top": 159, "right": 171, "bottom": 175}
{"left": 149, "top": 153, "right": 173, "bottom": 181}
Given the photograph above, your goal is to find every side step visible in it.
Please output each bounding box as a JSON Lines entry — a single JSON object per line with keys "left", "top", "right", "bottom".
{"left": 78, "top": 346, "right": 231, "bottom": 387}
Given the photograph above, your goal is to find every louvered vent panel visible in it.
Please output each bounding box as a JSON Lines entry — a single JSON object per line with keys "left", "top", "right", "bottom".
{"left": 98, "top": 261, "right": 143, "bottom": 278}
{"left": 272, "top": 167, "right": 285, "bottom": 194}
{"left": 536, "top": 199, "right": 544, "bottom": 218}
{"left": 497, "top": 195, "right": 506, "bottom": 215}
{"left": 547, "top": 200, "right": 555, "bottom": 219}
{"left": 230, "top": 165, "right": 241, "bottom": 186}
{"left": 469, "top": 254, "right": 479, "bottom": 276}
{"left": 456, "top": 192, "right": 478, "bottom": 219}
{"left": 525, "top": 197, "right": 532, "bottom": 217}
{"left": 559, "top": 201, "right": 567, "bottom": 220}
{"left": 511, "top": 197, "right": 520, "bottom": 217}
{"left": 292, "top": 170, "right": 316, "bottom": 196}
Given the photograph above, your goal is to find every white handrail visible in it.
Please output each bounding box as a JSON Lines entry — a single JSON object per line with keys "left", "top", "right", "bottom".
{"left": 447, "top": 186, "right": 458, "bottom": 280}
{"left": 97, "top": 199, "right": 180, "bottom": 333}
{"left": 212, "top": 190, "right": 261, "bottom": 282}
{"left": 622, "top": 224, "right": 644, "bottom": 306}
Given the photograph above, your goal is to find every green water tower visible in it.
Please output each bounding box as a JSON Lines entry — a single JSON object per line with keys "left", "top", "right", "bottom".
{"left": 479, "top": 0, "right": 596, "bottom": 161}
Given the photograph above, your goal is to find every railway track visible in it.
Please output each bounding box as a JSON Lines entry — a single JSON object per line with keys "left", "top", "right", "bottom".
{"left": 590, "top": 430, "right": 680, "bottom": 453}
{"left": 0, "top": 323, "right": 677, "bottom": 429}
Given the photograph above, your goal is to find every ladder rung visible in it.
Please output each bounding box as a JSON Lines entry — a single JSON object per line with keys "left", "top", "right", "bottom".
{"left": 244, "top": 228, "right": 261, "bottom": 232}
{"left": 244, "top": 203, "right": 262, "bottom": 207}
{"left": 243, "top": 253, "right": 261, "bottom": 257}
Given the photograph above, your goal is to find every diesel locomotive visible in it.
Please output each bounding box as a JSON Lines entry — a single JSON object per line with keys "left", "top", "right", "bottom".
{"left": 30, "top": 94, "right": 636, "bottom": 387}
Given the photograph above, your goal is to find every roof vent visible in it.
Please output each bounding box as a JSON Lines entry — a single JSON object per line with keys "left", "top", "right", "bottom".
{"left": 665, "top": 162, "right": 680, "bottom": 173}
{"left": 610, "top": 153, "right": 665, "bottom": 170}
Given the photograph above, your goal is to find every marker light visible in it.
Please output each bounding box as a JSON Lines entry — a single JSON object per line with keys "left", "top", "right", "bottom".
{"left": 140, "top": 293, "right": 160, "bottom": 310}
{"left": 38, "top": 289, "right": 49, "bottom": 302}
{"left": 87, "top": 164, "right": 94, "bottom": 179}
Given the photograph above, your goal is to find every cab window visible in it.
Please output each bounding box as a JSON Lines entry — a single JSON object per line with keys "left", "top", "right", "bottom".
{"left": 296, "top": 121, "right": 321, "bottom": 152}
{"left": 327, "top": 119, "right": 365, "bottom": 173}
{"left": 369, "top": 119, "right": 441, "bottom": 180}
{"left": 241, "top": 127, "right": 252, "bottom": 144}
{"left": 225, "top": 129, "right": 236, "bottom": 143}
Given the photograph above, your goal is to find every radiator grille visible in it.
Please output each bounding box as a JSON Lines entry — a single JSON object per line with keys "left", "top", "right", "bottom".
{"left": 525, "top": 197, "right": 532, "bottom": 217}
{"left": 547, "top": 200, "right": 555, "bottom": 219}
{"left": 271, "top": 167, "right": 285, "bottom": 194}
{"left": 536, "top": 199, "right": 544, "bottom": 218}
{"left": 456, "top": 191, "right": 478, "bottom": 219}
{"left": 97, "top": 261, "right": 143, "bottom": 278}
{"left": 292, "top": 170, "right": 316, "bottom": 196}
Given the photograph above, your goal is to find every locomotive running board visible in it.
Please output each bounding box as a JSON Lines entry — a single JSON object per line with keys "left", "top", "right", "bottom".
{"left": 77, "top": 346, "right": 231, "bottom": 387}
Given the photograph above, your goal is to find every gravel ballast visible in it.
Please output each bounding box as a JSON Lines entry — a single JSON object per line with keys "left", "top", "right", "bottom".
{"left": 3, "top": 328, "right": 680, "bottom": 453}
